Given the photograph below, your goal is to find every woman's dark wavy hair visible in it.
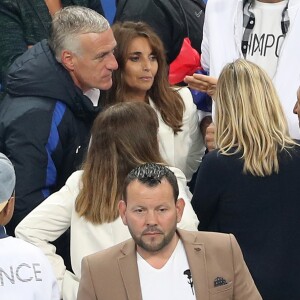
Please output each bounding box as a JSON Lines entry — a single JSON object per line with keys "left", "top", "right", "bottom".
{"left": 103, "top": 21, "right": 185, "bottom": 134}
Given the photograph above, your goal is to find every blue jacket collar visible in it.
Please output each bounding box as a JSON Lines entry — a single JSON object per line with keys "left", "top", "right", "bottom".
{"left": 0, "top": 225, "right": 8, "bottom": 239}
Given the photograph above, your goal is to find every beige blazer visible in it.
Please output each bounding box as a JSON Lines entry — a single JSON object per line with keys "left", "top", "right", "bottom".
{"left": 77, "top": 229, "right": 261, "bottom": 300}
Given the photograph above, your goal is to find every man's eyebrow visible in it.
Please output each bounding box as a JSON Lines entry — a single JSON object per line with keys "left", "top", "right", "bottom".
{"left": 94, "top": 52, "right": 108, "bottom": 59}
{"left": 131, "top": 205, "right": 146, "bottom": 210}
{"left": 94, "top": 46, "right": 116, "bottom": 59}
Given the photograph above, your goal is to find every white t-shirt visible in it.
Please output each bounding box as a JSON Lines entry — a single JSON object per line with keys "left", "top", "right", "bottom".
{"left": 0, "top": 236, "right": 60, "bottom": 300}
{"left": 137, "top": 240, "right": 196, "bottom": 300}
{"left": 246, "top": 0, "right": 288, "bottom": 79}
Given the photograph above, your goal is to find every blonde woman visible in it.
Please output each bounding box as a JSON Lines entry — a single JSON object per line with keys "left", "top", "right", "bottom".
{"left": 192, "top": 59, "right": 300, "bottom": 300}
{"left": 16, "top": 102, "right": 198, "bottom": 300}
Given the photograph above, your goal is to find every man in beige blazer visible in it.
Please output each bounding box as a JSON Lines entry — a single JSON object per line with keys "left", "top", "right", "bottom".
{"left": 77, "top": 163, "right": 261, "bottom": 300}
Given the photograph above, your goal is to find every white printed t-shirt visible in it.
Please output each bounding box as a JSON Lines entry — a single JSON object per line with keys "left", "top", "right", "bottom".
{"left": 0, "top": 230, "right": 60, "bottom": 300}
{"left": 137, "top": 239, "right": 196, "bottom": 300}
{"left": 246, "top": 0, "right": 288, "bottom": 79}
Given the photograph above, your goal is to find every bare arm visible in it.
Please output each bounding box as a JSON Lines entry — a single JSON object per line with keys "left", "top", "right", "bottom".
{"left": 203, "top": 122, "right": 216, "bottom": 152}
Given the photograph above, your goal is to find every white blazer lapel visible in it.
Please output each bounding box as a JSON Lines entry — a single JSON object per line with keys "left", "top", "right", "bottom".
{"left": 149, "top": 99, "right": 175, "bottom": 166}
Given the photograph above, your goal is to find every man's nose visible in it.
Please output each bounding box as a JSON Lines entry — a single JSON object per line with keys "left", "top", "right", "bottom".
{"left": 108, "top": 53, "right": 118, "bottom": 71}
{"left": 145, "top": 211, "right": 158, "bottom": 226}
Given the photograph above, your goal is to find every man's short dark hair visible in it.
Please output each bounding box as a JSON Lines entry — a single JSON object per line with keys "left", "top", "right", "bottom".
{"left": 123, "top": 163, "right": 179, "bottom": 202}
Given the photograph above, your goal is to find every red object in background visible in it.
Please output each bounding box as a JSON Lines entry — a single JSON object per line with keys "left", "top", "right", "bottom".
{"left": 169, "top": 37, "right": 202, "bottom": 85}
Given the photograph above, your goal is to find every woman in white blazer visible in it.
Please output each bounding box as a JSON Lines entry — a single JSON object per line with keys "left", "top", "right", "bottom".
{"left": 15, "top": 102, "right": 199, "bottom": 300}
{"left": 103, "top": 21, "right": 205, "bottom": 182}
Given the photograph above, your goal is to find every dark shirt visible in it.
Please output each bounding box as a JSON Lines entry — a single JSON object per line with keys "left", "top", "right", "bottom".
{"left": 0, "top": 0, "right": 104, "bottom": 87}
{"left": 192, "top": 146, "right": 300, "bottom": 300}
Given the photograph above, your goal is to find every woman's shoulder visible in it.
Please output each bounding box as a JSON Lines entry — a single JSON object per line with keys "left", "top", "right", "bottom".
{"left": 173, "top": 86, "right": 197, "bottom": 115}
{"left": 202, "top": 149, "right": 243, "bottom": 170}
{"left": 65, "top": 170, "right": 84, "bottom": 191}
{"left": 174, "top": 86, "right": 193, "bottom": 102}
{"left": 280, "top": 143, "right": 300, "bottom": 161}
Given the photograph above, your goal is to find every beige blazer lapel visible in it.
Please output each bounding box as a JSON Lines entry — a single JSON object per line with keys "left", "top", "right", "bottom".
{"left": 118, "top": 240, "right": 143, "bottom": 300}
{"left": 178, "top": 229, "right": 209, "bottom": 300}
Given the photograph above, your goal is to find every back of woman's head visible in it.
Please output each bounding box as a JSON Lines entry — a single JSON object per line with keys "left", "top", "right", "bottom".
{"left": 215, "top": 59, "right": 296, "bottom": 176}
{"left": 76, "top": 102, "right": 164, "bottom": 224}
{"left": 89, "top": 101, "right": 161, "bottom": 167}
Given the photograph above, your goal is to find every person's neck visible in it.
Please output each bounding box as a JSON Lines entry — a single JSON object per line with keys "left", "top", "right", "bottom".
{"left": 137, "top": 233, "right": 179, "bottom": 269}
{"left": 124, "top": 92, "right": 148, "bottom": 103}
{"left": 44, "top": 0, "right": 63, "bottom": 16}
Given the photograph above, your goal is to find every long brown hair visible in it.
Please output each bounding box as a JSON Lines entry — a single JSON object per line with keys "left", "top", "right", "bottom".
{"left": 103, "top": 21, "right": 185, "bottom": 134}
{"left": 75, "top": 102, "right": 165, "bottom": 223}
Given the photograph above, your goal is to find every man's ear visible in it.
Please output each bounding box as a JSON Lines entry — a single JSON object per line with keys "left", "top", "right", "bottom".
{"left": 0, "top": 196, "right": 15, "bottom": 224}
{"left": 61, "top": 50, "right": 75, "bottom": 71}
{"left": 176, "top": 198, "right": 185, "bottom": 223}
{"left": 5, "top": 196, "right": 14, "bottom": 214}
{"left": 118, "top": 200, "right": 128, "bottom": 226}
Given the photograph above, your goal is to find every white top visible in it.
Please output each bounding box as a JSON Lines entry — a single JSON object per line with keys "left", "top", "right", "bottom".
{"left": 83, "top": 88, "right": 100, "bottom": 106}
{"left": 150, "top": 87, "right": 205, "bottom": 182}
{"left": 0, "top": 235, "right": 60, "bottom": 300}
{"left": 201, "top": 0, "right": 300, "bottom": 139}
{"left": 137, "top": 240, "right": 196, "bottom": 300}
{"left": 15, "top": 168, "right": 199, "bottom": 300}
{"left": 246, "top": 0, "right": 288, "bottom": 79}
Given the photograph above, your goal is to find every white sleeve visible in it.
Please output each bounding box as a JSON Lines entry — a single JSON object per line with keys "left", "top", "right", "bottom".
{"left": 170, "top": 166, "right": 199, "bottom": 231}
{"left": 199, "top": 3, "right": 213, "bottom": 123}
{"left": 36, "top": 247, "right": 61, "bottom": 300}
{"left": 201, "top": 0, "right": 211, "bottom": 73}
{"left": 15, "top": 171, "right": 82, "bottom": 294}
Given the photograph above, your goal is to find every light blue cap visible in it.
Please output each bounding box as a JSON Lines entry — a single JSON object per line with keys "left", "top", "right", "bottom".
{"left": 0, "top": 153, "right": 16, "bottom": 206}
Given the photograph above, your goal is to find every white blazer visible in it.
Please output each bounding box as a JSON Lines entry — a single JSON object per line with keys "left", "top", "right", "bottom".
{"left": 150, "top": 87, "right": 205, "bottom": 182}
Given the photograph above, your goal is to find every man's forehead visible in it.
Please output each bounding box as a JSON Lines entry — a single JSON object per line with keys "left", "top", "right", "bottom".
{"left": 80, "top": 30, "right": 115, "bottom": 47}
{"left": 76, "top": 33, "right": 114, "bottom": 60}
{"left": 128, "top": 178, "right": 170, "bottom": 188}
{"left": 126, "top": 179, "right": 173, "bottom": 199}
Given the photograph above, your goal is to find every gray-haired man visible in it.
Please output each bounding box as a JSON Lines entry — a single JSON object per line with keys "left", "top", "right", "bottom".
{"left": 0, "top": 6, "right": 118, "bottom": 236}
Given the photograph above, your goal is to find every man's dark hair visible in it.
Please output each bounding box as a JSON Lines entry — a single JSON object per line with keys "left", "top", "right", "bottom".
{"left": 123, "top": 163, "right": 179, "bottom": 202}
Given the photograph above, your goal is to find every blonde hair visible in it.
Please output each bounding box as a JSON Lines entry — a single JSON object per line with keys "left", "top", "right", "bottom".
{"left": 75, "top": 102, "right": 165, "bottom": 224}
{"left": 215, "top": 59, "right": 297, "bottom": 176}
